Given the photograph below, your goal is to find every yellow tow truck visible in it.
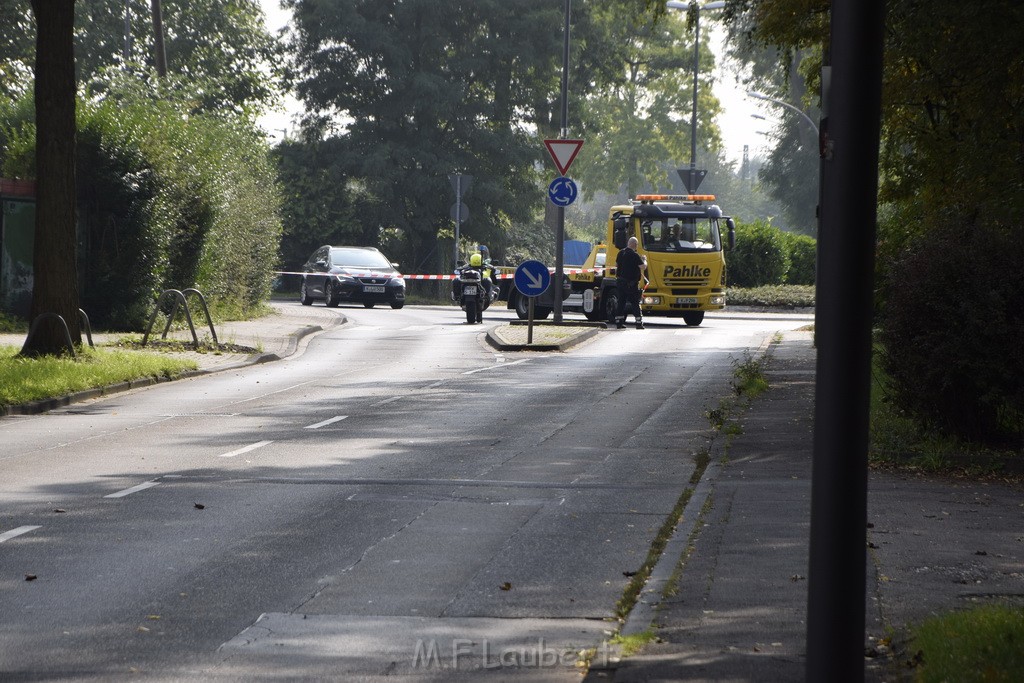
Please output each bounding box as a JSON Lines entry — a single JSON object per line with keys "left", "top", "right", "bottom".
{"left": 592, "top": 194, "right": 735, "bottom": 325}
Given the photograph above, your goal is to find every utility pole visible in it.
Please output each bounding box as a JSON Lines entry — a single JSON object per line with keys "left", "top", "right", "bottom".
{"left": 805, "top": 1, "right": 885, "bottom": 681}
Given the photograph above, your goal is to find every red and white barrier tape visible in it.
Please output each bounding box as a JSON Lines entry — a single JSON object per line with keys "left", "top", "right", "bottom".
{"left": 275, "top": 267, "right": 606, "bottom": 281}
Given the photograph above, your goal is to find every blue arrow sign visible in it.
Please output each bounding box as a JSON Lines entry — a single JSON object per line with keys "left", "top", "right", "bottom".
{"left": 547, "top": 176, "right": 578, "bottom": 207}
{"left": 514, "top": 260, "right": 551, "bottom": 297}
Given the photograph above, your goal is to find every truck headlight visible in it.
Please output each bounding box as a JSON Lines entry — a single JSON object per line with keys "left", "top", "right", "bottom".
{"left": 643, "top": 295, "right": 662, "bottom": 305}
{"left": 709, "top": 294, "right": 725, "bottom": 306}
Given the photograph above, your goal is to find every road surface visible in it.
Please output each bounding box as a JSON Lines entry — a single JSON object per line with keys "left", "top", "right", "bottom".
{"left": 0, "top": 305, "right": 811, "bottom": 681}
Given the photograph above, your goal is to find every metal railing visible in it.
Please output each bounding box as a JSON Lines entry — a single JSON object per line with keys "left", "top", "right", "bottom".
{"left": 142, "top": 288, "right": 218, "bottom": 349}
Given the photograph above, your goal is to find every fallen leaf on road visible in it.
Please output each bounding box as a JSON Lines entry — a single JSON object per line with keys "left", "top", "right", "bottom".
{"left": 975, "top": 550, "right": 988, "bottom": 556}
{"left": 790, "top": 574, "right": 806, "bottom": 582}
{"left": 623, "top": 571, "right": 637, "bottom": 577}
{"left": 194, "top": 503, "right": 205, "bottom": 510}
{"left": 499, "top": 582, "right": 512, "bottom": 591}
{"left": 25, "top": 574, "right": 37, "bottom": 581}
{"left": 54, "top": 509, "right": 66, "bottom": 514}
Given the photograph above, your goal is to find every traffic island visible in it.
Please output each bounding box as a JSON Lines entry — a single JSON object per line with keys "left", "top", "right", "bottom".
{"left": 486, "top": 320, "right": 604, "bottom": 351}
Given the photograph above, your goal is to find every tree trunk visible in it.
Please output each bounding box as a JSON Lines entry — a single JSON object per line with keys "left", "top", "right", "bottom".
{"left": 23, "top": 0, "right": 80, "bottom": 356}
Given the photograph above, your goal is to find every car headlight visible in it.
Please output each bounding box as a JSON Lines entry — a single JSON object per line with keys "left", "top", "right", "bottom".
{"left": 643, "top": 295, "right": 662, "bottom": 305}
{"left": 333, "top": 273, "right": 357, "bottom": 283}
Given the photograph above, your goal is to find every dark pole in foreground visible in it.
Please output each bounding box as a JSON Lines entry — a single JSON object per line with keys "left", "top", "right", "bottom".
{"left": 806, "top": 1, "right": 885, "bottom": 681}
{"left": 553, "top": 0, "right": 570, "bottom": 323}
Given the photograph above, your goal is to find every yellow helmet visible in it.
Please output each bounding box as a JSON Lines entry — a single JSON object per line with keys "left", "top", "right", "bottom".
{"left": 469, "top": 253, "right": 483, "bottom": 266}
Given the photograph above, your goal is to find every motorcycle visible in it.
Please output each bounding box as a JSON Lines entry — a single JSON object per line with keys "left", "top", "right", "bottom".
{"left": 452, "top": 263, "right": 497, "bottom": 324}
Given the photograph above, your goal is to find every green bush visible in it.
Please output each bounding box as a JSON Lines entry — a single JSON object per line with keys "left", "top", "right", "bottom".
{"left": 879, "top": 214, "right": 1024, "bottom": 447}
{"left": 0, "top": 91, "right": 282, "bottom": 329}
{"left": 781, "top": 231, "right": 817, "bottom": 285}
{"left": 727, "top": 218, "right": 790, "bottom": 287}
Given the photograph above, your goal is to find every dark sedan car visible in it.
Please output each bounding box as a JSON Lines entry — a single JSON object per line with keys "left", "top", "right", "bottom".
{"left": 300, "top": 246, "right": 406, "bottom": 309}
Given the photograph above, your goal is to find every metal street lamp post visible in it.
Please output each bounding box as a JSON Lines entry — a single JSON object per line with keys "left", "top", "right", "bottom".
{"left": 666, "top": 1, "right": 726, "bottom": 192}
{"left": 747, "top": 90, "right": 820, "bottom": 136}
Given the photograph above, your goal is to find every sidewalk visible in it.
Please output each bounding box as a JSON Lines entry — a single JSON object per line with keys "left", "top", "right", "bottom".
{"left": 599, "top": 331, "right": 1024, "bottom": 682}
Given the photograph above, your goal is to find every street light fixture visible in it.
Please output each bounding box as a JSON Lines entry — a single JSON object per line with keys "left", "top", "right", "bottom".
{"left": 666, "top": 1, "right": 726, "bottom": 192}
{"left": 746, "top": 90, "right": 820, "bottom": 136}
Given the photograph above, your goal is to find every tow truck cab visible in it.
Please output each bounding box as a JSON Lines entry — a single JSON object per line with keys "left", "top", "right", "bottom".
{"left": 604, "top": 194, "right": 736, "bottom": 326}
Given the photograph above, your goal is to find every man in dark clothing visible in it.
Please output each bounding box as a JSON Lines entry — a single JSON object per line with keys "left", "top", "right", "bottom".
{"left": 614, "top": 236, "right": 647, "bottom": 329}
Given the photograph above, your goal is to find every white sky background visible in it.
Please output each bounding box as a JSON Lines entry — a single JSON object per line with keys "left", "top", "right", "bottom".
{"left": 256, "top": 1, "right": 770, "bottom": 164}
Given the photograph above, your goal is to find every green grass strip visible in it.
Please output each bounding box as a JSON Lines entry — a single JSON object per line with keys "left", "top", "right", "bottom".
{"left": 0, "top": 345, "right": 197, "bottom": 406}
{"left": 910, "top": 604, "right": 1024, "bottom": 683}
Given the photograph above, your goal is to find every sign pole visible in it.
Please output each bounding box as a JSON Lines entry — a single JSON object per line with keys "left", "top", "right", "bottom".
{"left": 553, "top": 0, "right": 571, "bottom": 323}
{"left": 528, "top": 297, "right": 535, "bottom": 344}
{"left": 454, "top": 175, "right": 462, "bottom": 267}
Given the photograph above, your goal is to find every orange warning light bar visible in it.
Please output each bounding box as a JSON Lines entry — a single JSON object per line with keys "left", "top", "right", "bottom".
{"left": 634, "top": 194, "right": 716, "bottom": 202}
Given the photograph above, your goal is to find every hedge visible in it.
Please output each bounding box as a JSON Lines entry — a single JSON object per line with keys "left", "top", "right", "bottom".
{"left": 0, "top": 93, "right": 282, "bottom": 329}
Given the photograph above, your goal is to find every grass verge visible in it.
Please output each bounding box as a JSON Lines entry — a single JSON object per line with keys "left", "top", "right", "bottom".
{"left": 906, "top": 605, "right": 1024, "bottom": 682}
{"left": 0, "top": 345, "right": 197, "bottom": 406}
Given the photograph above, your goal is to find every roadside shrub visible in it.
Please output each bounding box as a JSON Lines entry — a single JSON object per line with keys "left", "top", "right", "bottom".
{"left": 878, "top": 213, "right": 1024, "bottom": 447}
{"left": 0, "top": 91, "right": 282, "bottom": 329}
{"left": 781, "top": 231, "right": 817, "bottom": 285}
{"left": 727, "top": 218, "right": 789, "bottom": 287}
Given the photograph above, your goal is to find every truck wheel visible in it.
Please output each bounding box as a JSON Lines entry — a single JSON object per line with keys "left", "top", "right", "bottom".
{"left": 603, "top": 291, "right": 619, "bottom": 324}
{"left": 682, "top": 311, "right": 705, "bottom": 326}
{"left": 466, "top": 300, "right": 478, "bottom": 324}
{"left": 513, "top": 293, "right": 530, "bottom": 320}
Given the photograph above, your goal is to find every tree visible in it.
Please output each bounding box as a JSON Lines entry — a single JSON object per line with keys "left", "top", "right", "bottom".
{"left": 285, "top": 0, "right": 568, "bottom": 271}
{"left": 1, "top": 0, "right": 282, "bottom": 116}
{"left": 572, "top": 5, "right": 723, "bottom": 198}
{"left": 22, "top": 0, "right": 79, "bottom": 355}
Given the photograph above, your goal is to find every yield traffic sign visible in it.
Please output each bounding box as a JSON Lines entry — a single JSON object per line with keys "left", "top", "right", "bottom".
{"left": 513, "top": 260, "right": 551, "bottom": 297}
{"left": 544, "top": 139, "right": 584, "bottom": 176}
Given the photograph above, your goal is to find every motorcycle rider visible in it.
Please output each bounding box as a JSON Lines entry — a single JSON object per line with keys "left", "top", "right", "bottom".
{"left": 452, "top": 252, "right": 494, "bottom": 323}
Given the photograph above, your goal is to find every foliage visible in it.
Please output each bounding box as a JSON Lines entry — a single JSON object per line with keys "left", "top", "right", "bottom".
{"left": 726, "top": 284, "right": 814, "bottom": 308}
{"left": 909, "top": 605, "right": 1024, "bottom": 683}
{"left": 571, "top": 6, "right": 721, "bottom": 198}
{"left": 780, "top": 230, "right": 816, "bottom": 284}
{"left": 284, "top": 0, "right": 569, "bottom": 273}
{"left": 1, "top": 89, "right": 282, "bottom": 329}
{"left": 878, "top": 215, "right": 1024, "bottom": 447}
{"left": 0, "top": 343, "right": 196, "bottom": 406}
{"left": 0, "top": 0, "right": 281, "bottom": 116}
{"left": 725, "top": 218, "right": 789, "bottom": 287}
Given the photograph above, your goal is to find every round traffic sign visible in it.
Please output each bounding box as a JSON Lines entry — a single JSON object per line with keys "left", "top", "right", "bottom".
{"left": 514, "top": 260, "right": 551, "bottom": 297}
{"left": 547, "top": 176, "right": 578, "bottom": 207}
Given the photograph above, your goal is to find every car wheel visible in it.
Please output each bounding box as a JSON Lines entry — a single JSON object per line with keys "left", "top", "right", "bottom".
{"left": 300, "top": 279, "right": 313, "bottom": 306}
{"left": 325, "top": 281, "right": 340, "bottom": 308}
{"left": 682, "top": 311, "right": 705, "bottom": 327}
{"left": 363, "top": 302, "right": 375, "bottom": 309}
{"left": 390, "top": 302, "right": 404, "bottom": 310}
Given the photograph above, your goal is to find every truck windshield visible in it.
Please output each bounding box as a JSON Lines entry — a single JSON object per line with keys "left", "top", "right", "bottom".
{"left": 640, "top": 217, "right": 721, "bottom": 253}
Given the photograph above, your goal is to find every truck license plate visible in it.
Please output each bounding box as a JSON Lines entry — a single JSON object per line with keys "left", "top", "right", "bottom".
{"left": 675, "top": 297, "right": 698, "bottom": 304}
{"left": 363, "top": 285, "right": 385, "bottom": 293}
{"left": 462, "top": 286, "right": 478, "bottom": 296}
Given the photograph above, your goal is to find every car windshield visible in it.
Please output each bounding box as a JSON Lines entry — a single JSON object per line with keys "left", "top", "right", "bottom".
{"left": 640, "top": 217, "right": 721, "bottom": 253}
{"left": 330, "top": 248, "right": 392, "bottom": 268}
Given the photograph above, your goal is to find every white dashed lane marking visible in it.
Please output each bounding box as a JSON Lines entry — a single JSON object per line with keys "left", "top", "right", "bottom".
{"left": 218, "top": 440, "right": 274, "bottom": 458}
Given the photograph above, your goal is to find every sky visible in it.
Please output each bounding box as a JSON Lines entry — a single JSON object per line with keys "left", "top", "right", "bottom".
{"left": 256, "top": 1, "right": 770, "bottom": 164}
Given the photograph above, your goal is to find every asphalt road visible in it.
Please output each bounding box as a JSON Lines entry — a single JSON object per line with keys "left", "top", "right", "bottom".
{"left": 0, "top": 305, "right": 812, "bottom": 681}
